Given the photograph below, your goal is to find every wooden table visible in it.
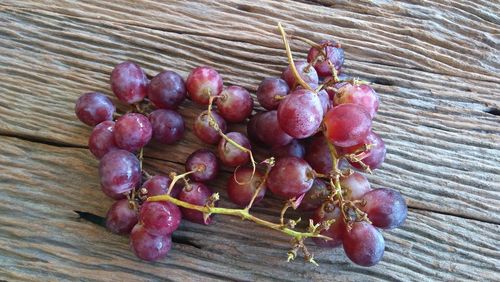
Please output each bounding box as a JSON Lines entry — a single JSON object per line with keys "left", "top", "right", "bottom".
{"left": 1, "top": 1, "right": 499, "bottom": 281}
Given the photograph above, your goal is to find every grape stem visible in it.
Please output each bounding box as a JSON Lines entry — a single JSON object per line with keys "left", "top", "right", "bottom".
{"left": 166, "top": 170, "right": 197, "bottom": 195}
{"left": 277, "top": 23, "right": 313, "bottom": 92}
{"left": 148, "top": 194, "right": 330, "bottom": 241}
{"left": 244, "top": 162, "right": 273, "bottom": 211}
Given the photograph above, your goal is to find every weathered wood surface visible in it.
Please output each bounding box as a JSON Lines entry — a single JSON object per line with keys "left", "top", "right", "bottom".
{"left": 0, "top": 0, "right": 499, "bottom": 281}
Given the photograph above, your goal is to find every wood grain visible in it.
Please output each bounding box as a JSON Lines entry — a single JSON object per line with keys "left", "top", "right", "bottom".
{"left": 0, "top": 0, "right": 499, "bottom": 280}
{"left": 0, "top": 136, "right": 498, "bottom": 281}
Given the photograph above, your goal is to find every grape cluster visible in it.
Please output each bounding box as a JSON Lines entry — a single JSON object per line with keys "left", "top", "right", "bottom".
{"left": 75, "top": 24, "right": 407, "bottom": 267}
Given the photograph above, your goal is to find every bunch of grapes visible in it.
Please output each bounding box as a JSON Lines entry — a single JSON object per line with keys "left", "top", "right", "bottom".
{"left": 75, "top": 24, "right": 407, "bottom": 267}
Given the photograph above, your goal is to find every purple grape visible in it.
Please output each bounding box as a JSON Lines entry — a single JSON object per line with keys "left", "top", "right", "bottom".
{"left": 105, "top": 199, "right": 138, "bottom": 235}
{"left": 324, "top": 104, "right": 372, "bottom": 147}
{"left": 277, "top": 89, "right": 323, "bottom": 139}
{"left": 311, "top": 204, "right": 345, "bottom": 248}
{"left": 139, "top": 201, "right": 182, "bottom": 236}
{"left": 227, "top": 167, "right": 266, "bottom": 207}
{"left": 88, "top": 121, "right": 120, "bottom": 159}
{"left": 217, "top": 132, "right": 251, "bottom": 167}
{"left": 340, "top": 172, "right": 371, "bottom": 200}
{"left": 193, "top": 110, "right": 227, "bottom": 145}
{"left": 334, "top": 83, "right": 379, "bottom": 119}
{"left": 99, "top": 150, "right": 141, "bottom": 199}
{"left": 255, "top": 110, "right": 293, "bottom": 147}
{"left": 300, "top": 179, "right": 329, "bottom": 211}
{"left": 177, "top": 182, "right": 214, "bottom": 225}
{"left": 307, "top": 40, "right": 344, "bottom": 78}
{"left": 266, "top": 157, "right": 314, "bottom": 199}
{"left": 110, "top": 61, "right": 148, "bottom": 104}
{"left": 343, "top": 221, "right": 385, "bottom": 267}
{"left": 75, "top": 92, "right": 115, "bottom": 126}
{"left": 114, "top": 113, "right": 153, "bottom": 152}
{"left": 361, "top": 188, "right": 407, "bottom": 229}
{"left": 318, "top": 89, "right": 332, "bottom": 116}
{"left": 186, "top": 66, "right": 223, "bottom": 105}
{"left": 338, "top": 131, "right": 386, "bottom": 171}
{"left": 304, "top": 134, "right": 333, "bottom": 175}
{"left": 216, "top": 86, "right": 254, "bottom": 123}
{"left": 246, "top": 113, "right": 264, "bottom": 144}
{"left": 272, "top": 139, "right": 305, "bottom": 159}
{"left": 185, "top": 149, "right": 219, "bottom": 182}
{"left": 147, "top": 70, "right": 186, "bottom": 109}
{"left": 256, "top": 78, "right": 290, "bottom": 110}
{"left": 143, "top": 176, "right": 183, "bottom": 198}
{"left": 130, "top": 224, "right": 172, "bottom": 261}
{"left": 281, "top": 60, "right": 319, "bottom": 90}
{"left": 149, "top": 109, "right": 185, "bottom": 144}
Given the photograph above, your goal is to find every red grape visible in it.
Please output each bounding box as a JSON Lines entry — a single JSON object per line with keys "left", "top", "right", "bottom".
{"left": 324, "top": 104, "right": 372, "bottom": 147}
{"left": 361, "top": 188, "right": 407, "bottom": 229}
{"left": 139, "top": 201, "right": 182, "bottom": 236}
{"left": 281, "top": 60, "right": 318, "bottom": 89}
{"left": 277, "top": 89, "right": 323, "bottom": 139}
{"left": 217, "top": 132, "right": 251, "bottom": 167}
{"left": 105, "top": 199, "right": 138, "bottom": 235}
{"left": 143, "top": 175, "right": 183, "bottom": 198}
{"left": 340, "top": 172, "right": 371, "bottom": 200}
{"left": 300, "top": 179, "right": 329, "bottom": 211}
{"left": 255, "top": 110, "right": 293, "bottom": 147}
{"left": 216, "top": 86, "right": 253, "bottom": 123}
{"left": 186, "top": 66, "right": 223, "bottom": 105}
{"left": 99, "top": 150, "right": 141, "bottom": 199}
{"left": 88, "top": 121, "right": 119, "bottom": 159}
{"left": 334, "top": 83, "right": 379, "bottom": 119}
{"left": 304, "top": 134, "right": 333, "bottom": 175}
{"left": 75, "top": 92, "right": 115, "bottom": 126}
{"left": 110, "top": 61, "right": 148, "bottom": 104}
{"left": 338, "top": 131, "right": 386, "bottom": 171}
{"left": 267, "top": 157, "right": 314, "bottom": 199}
{"left": 193, "top": 110, "right": 227, "bottom": 145}
{"left": 318, "top": 90, "right": 332, "bottom": 116}
{"left": 185, "top": 149, "right": 219, "bottom": 182}
{"left": 147, "top": 70, "right": 186, "bottom": 109}
{"left": 177, "top": 182, "right": 214, "bottom": 225}
{"left": 311, "top": 204, "right": 345, "bottom": 248}
{"left": 149, "top": 109, "right": 185, "bottom": 144}
{"left": 343, "top": 221, "right": 385, "bottom": 267}
{"left": 114, "top": 113, "right": 152, "bottom": 152}
{"left": 130, "top": 224, "right": 171, "bottom": 261}
{"left": 246, "top": 113, "right": 264, "bottom": 144}
{"left": 307, "top": 40, "right": 344, "bottom": 78}
{"left": 227, "top": 167, "right": 266, "bottom": 207}
{"left": 256, "top": 78, "right": 289, "bottom": 110}
{"left": 272, "top": 139, "right": 305, "bottom": 159}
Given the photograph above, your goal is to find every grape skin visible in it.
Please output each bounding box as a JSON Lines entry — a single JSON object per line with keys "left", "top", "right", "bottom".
{"left": 143, "top": 175, "right": 183, "bottom": 198}
{"left": 304, "top": 134, "right": 333, "bottom": 175}
{"left": 300, "top": 179, "right": 329, "bottom": 211}
{"left": 361, "top": 188, "right": 407, "bottom": 229}
{"left": 334, "top": 83, "right": 379, "bottom": 119}
{"left": 307, "top": 40, "right": 344, "bottom": 78}
{"left": 110, "top": 61, "right": 148, "bottom": 104}
{"left": 105, "top": 199, "right": 138, "bottom": 235}
{"left": 186, "top": 66, "right": 223, "bottom": 105}
{"left": 139, "top": 201, "right": 182, "bottom": 236}
{"left": 75, "top": 92, "right": 115, "bottom": 126}
{"left": 277, "top": 89, "right": 323, "bottom": 139}
{"left": 256, "top": 78, "right": 290, "bottom": 110}
{"left": 281, "top": 60, "right": 319, "bottom": 90}
{"left": 340, "top": 172, "right": 372, "bottom": 200}
{"left": 216, "top": 86, "right": 254, "bottom": 123}
{"left": 217, "top": 132, "right": 251, "bottom": 167}
{"left": 266, "top": 157, "right": 314, "bottom": 199}
{"left": 272, "top": 139, "right": 305, "bottom": 159}
{"left": 227, "top": 167, "right": 266, "bottom": 207}
{"left": 185, "top": 149, "right": 219, "bottom": 182}
{"left": 193, "top": 110, "right": 227, "bottom": 145}
{"left": 177, "top": 182, "right": 214, "bottom": 224}
{"left": 324, "top": 103, "right": 372, "bottom": 147}
{"left": 99, "top": 150, "right": 141, "bottom": 199}
{"left": 147, "top": 70, "right": 186, "bottom": 110}
{"left": 149, "top": 109, "right": 185, "bottom": 144}
{"left": 130, "top": 224, "right": 172, "bottom": 262}
{"left": 88, "top": 121, "right": 120, "bottom": 159}
{"left": 114, "top": 113, "right": 153, "bottom": 152}
{"left": 338, "top": 131, "right": 386, "bottom": 171}
{"left": 255, "top": 110, "right": 293, "bottom": 147}
{"left": 343, "top": 221, "right": 385, "bottom": 267}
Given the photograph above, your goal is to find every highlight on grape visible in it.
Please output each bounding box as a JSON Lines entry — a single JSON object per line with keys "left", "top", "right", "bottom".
{"left": 75, "top": 23, "right": 407, "bottom": 266}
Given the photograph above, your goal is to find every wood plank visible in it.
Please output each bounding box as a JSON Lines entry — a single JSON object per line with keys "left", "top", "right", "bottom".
{"left": 0, "top": 8, "right": 498, "bottom": 223}
{"left": 0, "top": 136, "right": 498, "bottom": 281}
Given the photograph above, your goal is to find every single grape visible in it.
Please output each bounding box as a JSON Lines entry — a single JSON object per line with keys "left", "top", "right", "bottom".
{"left": 105, "top": 199, "right": 138, "bottom": 235}
{"left": 340, "top": 172, "right": 371, "bottom": 200}
{"left": 255, "top": 110, "right": 293, "bottom": 147}
{"left": 281, "top": 60, "right": 319, "bottom": 89}
{"left": 307, "top": 40, "right": 344, "bottom": 78}
{"left": 334, "top": 83, "right": 379, "bottom": 119}
{"left": 99, "top": 150, "right": 141, "bottom": 199}
{"left": 324, "top": 104, "right": 372, "bottom": 147}
{"left": 311, "top": 204, "right": 345, "bottom": 248}
{"left": 300, "top": 179, "right": 329, "bottom": 211}
{"left": 277, "top": 89, "right": 323, "bottom": 139}
{"left": 256, "top": 78, "right": 289, "bottom": 110}
{"left": 142, "top": 175, "right": 183, "bottom": 198}
{"left": 177, "top": 182, "right": 214, "bottom": 224}
{"left": 185, "top": 149, "right": 219, "bottom": 182}
{"left": 338, "top": 131, "right": 386, "bottom": 171}
{"left": 185, "top": 66, "right": 223, "bottom": 105}
{"left": 147, "top": 70, "right": 186, "bottom": 109}
{"left": 217, "top": 132, "right": 251, "bottom": 167}
{"left": 325, "top": 78, "right": 349, "bottom": 100}
{"left": 88, "top": 121, "right": 120, "bottom": 159}
{"left": 318, "top": 90, "right": 332, "bottom": 116}
{"left": 227, "top": 167, "right": 266, "bottom": 207}
{"left": 304, "top": 134, "right": 333, "bottom": 175}
{"left": 149, "top": 109, "right": 185, "bottom": 144}
{"left": 246, "top": 113, "right": 264, "bottom": 144}
{"left": 272, "top": 139, "right": 305, "bottom": 159}
{"left": 266, "top": 157, "right": 314, "bottom": 199}
{"left": 193, "top": 110, "right": 227, "bottom": 145}
{"left": 75, "top": 92, "right": 115, "bottom": 126}
{"left": 139, "top": 201, "right": 182, "bottom": 236}
{"left": 130, "top": 224, "right": 172, "bottom": 261}
{"left": 361, "top": 188, "right": 407, "bottom": 229}
{"left": 114, "top": 113, "right": 152, "bottom": 152}
{"left": 215, "top": 86, "right": 254, "bottom": 123}
{"left": 110, "top": 61, "right": 148, "bottom": 104}
{"left": 343, "top": 221, "right": 385, "bottom": 267}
